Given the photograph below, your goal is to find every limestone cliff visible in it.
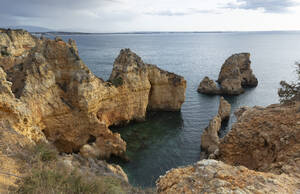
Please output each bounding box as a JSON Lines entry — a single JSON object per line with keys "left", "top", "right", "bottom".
{"left": 197, "top": 53, "right": 258, "bottom": 95}
{"left": 0, "top": 29, "right": 186, "bottom": 160}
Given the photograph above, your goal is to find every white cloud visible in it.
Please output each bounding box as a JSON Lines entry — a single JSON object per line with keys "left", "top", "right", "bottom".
{"left": 0, "top": 0, "right": 300, "bottom": 32}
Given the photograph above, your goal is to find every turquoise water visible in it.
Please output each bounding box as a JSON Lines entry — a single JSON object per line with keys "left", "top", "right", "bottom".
{"left": 56, "top": 32, "right": 300, "bottom": 187}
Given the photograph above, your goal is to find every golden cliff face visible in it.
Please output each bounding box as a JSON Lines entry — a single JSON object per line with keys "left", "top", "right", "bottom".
{"left": 0, "top": 29, "right": 186, "bottom": 160}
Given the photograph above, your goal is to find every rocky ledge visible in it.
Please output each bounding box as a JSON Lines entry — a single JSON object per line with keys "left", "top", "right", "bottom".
{"left": 0, "top": 29, "right": 186, "bottom": 160}
{"left": 198, "top": 53, "right": 258, "bottom": 95}
{"left": 157, "top": 102, "right": 300, "bottom": 193}
{"left": 200, "top": 97, "right": 231, "bottom": 158}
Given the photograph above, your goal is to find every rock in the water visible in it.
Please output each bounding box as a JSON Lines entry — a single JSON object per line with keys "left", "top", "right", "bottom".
{"left": 218, "top": 53, "right": 258, "bottom": 94}
{"left": 156, "top": 160, "right": 299, "bottom": 194}
{"left": 218, "top": 96, "right": 231, "bottom": 121}
{"left": 201, "top": 115, "right": 221, "bottom": 156}
{"left": 201, "top": 97, "right": 231, "bottom": 157}
{"left": 197, "top": 53, "right": 258, "bottom": 95}
{"left": 197, "top": 76, "right": 220, "bottom": 94}
{"left": 0, "top": 29, "right": 186, "bottom": 160}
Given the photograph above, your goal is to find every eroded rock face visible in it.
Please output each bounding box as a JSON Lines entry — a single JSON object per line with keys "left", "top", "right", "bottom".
{"left": 0, "top": 29, "right": 186, "bottom": 160}
{"left": 147, "top": 64, "right": 186, "bottom": 111}
{"left": 197, "top": 53, "right": 258, "bottom": 95}
{"left": 156, "top": 160, "right": 298, "bottom": 194}
{"left": 218, "top": 103, "right": 300, "bottom": 179}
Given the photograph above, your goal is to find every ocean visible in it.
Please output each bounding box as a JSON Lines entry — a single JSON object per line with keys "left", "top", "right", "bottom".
{"left": 55, "top": 31, "right": 300, "bottom": 187}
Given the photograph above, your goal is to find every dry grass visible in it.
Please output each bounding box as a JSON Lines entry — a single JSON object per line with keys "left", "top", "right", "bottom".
{"left": 10, "top": 142, "right": 156, "bottom": 194}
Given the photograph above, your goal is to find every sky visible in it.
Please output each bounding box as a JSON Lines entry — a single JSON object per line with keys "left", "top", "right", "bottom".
{"left": 0, "top": 0, "right": 300, "bottom": 32}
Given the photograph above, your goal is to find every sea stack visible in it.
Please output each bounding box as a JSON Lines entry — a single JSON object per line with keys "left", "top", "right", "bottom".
{"left": 197, "top": 53, "right": 258, "bottom": 95}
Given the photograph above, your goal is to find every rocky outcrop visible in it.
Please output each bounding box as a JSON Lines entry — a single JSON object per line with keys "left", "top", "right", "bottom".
{"left": 197, "top": 53, "right": 258, "bottom": 95}
{"left": 197, "top": 76, "right": 220, "bottom": 94}
{"left": 201, "top": 115, "right": 221, "bottom": 157}
{"left": 158, "top": 102, "right": 300, "bottom": 193}
{"left": 156, "top": 160, "right": 298, "bottom": 194}
{"left": 0, "top": 29, "right": 186, "bottom": 160}
{"left": 218, "top": 96, "right": 231, "bottom": 121}
{"left": 218, "top": 103, "right": 300, "bottom": 179}
{"left": 218, "top": 53, "right": 258, "bottom": 87}
{"left": 200, "top": 97, "right": 231, "bottom": 157}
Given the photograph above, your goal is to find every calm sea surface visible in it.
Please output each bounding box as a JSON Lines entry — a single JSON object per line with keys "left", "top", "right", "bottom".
{"left": 56, "top": 32, "right": 300, "bottom": 187}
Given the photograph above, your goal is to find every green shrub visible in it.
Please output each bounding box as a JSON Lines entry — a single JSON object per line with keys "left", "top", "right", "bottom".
{"left": 14, "top": 142, "right": 57, "bottom": 165}
{"left": 33, "top": 142, "right": 58, "bottom": 162}
{"left": 278, "top": 63, "right": 300, "bottom": 103}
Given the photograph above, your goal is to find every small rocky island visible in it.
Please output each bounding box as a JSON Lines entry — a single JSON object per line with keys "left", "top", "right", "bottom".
{"left": 198, "top": 53, "right": 258, "bottom": 95}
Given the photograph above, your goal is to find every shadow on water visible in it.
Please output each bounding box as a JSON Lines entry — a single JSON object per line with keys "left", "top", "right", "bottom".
{"left": 109, "top": 111, "right": 184, "bottom": 187}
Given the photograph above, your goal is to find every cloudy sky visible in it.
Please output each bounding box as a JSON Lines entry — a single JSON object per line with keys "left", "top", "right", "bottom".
{"left": 1, "top": 0, "right": 300, "bottom": 32}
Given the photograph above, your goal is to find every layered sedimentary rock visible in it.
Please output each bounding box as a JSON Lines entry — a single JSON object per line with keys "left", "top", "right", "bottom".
{"left": 156, "top": 160, "right": 298, "bottom": 194}
{"left": 0, "top": 29, "right": 186, "bottom": 160}
{"left": 158, "top": 102, "right": 300, "bottom": 193}
{"left": 197, "top": 53, "right": 258, "bottom": 95}
{"left": 201, "top": 97, "right": 231, "bottom": 157}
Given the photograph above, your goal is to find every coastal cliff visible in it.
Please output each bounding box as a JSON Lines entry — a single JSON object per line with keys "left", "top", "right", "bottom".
{"left": 0, "top": 29, "right": 186, "bottom": 159}
{"left": 157, "top": 102, "right": 300, "bottom": 193}
{"left": 0, "top": 29, "right": 186, "bottom": 192}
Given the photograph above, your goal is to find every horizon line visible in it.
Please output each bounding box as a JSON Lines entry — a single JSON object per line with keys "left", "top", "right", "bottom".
{"left": 32, "top": 30, "right": 300, "bottom": 35}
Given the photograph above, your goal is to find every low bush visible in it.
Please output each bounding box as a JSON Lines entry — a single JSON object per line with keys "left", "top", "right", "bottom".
{"left": 278, "top": 63, "right": 300, "bottom": 103}
{"left": 13, "top": 142, "right": 156, "bottom": 194}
